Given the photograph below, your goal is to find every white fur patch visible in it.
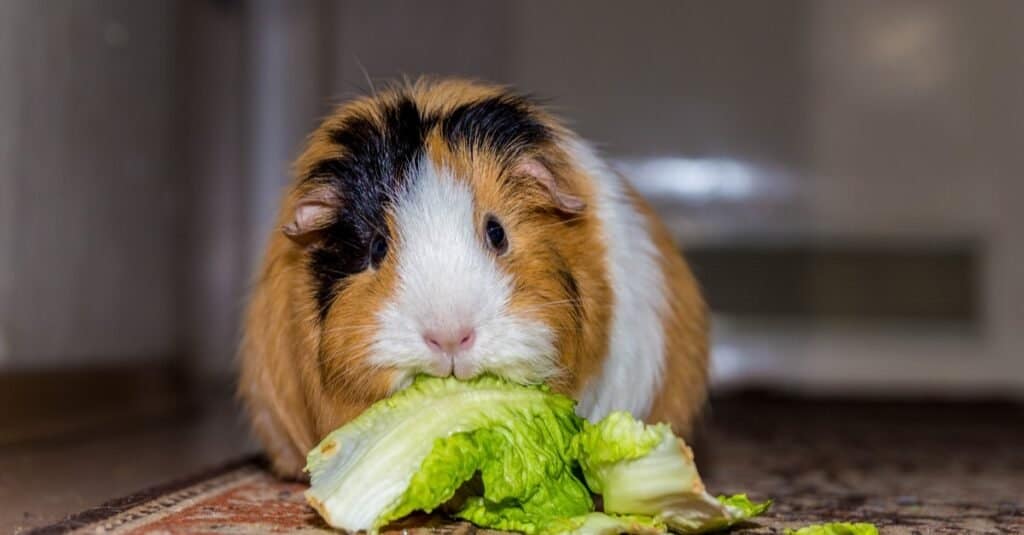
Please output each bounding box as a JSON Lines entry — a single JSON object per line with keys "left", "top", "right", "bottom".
{"left": 371, "top": 160, "right": 558, "bottom": 391}
{"left": 573, "top": 140, "right": 669, "bottom": 421}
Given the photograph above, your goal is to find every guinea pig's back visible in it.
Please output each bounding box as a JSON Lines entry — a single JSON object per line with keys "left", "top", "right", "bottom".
{"left": 631, "top": 185, "right": 709, "bottom": 436}
{"left": 570, "top": 140, "right": 709, "bottom": 437}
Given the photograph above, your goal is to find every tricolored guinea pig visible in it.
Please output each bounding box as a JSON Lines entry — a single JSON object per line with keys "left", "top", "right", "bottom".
{"left": 239, "top": 78, "right": 708, "bottom": 478}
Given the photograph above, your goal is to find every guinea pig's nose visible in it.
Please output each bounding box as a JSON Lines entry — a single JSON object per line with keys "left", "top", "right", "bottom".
{"left": 422, "top": 327, "right": 475, "bottom": 355}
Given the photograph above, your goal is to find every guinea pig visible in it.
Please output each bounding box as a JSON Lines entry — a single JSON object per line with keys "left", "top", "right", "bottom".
{"left": 239, "top": 78, "right": 708, "bottom": 478}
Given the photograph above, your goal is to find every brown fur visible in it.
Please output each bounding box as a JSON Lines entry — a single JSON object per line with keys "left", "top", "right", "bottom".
{"left": 240, "top": 79, "right": 707, "bottom": 478}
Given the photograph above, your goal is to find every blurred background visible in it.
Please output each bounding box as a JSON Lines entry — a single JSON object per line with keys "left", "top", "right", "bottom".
{"left": 2, "top": 0, "right": 1023, "bottom": 529}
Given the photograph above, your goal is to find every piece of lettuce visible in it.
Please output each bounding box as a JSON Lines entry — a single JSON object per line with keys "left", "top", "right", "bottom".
{"left": 784, "top": 523, "right": 879, "bottom": 535}
{"left": 306, "top": 378, "right": 770, "bottom": 534}
{"left": 572, "top": 412, "right": 770, "bottom": 534}
{"left": 541, "top": 513, "right": 667, "bottom": 535}
{"left": 716, "top": 494, "right": 772, "bottom": 523}
{"left": 305, "top": 375, "right": 591, "bottom": 533}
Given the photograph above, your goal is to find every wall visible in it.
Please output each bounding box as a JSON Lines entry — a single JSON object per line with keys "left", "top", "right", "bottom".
{"left": 0, "top": 1, "right": 182, "bottom": 369}
{"left": 720, "top": 0, "right": 1024, "bottom": 393}
{"left": 2, "top": 1, "right": 1022, "bottom": 394}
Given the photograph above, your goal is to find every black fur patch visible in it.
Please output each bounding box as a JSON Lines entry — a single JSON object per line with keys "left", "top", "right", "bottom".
{"left": 440, "top": 95, "right": 551, "bottom": 163}
{"left": 306, "top": 95, "right": 430, "bottom": 316}
{"left": 305, "top": 91, "right": 550, "bottom": 318}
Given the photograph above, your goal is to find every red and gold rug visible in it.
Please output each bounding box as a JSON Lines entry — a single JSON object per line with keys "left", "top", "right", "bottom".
{"left": 29, "top": 457, "right": 498, "bottom": 535}
{"left": 29, "top": 396, "right": 1024, "bottom": 534}
{"left": 28, "top": 454, "right": 1024, "bottom": 534}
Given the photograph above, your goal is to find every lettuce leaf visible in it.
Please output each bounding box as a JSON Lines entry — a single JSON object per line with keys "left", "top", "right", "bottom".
{"left": 541, "top": 513, "right": 667, "bottom": 535}
{"left": 785, "top": 523, "right": 879, "bottom": 535}
{"left": 718, "top": 494, "right": 772, "bottom": 521}
{"left": 572, "top": 412, "right": 770, "bottom": 534}
{"left": 305, "top": 375, "right": 590, "bottom": 533}
{"left": 306, "top": 378, "right": 770, "bottom": 534}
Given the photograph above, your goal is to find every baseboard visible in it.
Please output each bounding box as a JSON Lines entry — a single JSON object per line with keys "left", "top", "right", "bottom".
{"left": 0, "top": 362, "right": 194, "bottom": 445}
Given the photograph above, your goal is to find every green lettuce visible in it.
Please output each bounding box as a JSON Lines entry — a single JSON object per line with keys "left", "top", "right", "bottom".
{"left": 716, "top": 494, "right": 772, "bottom": 523}
{"left": 306, "top": 377, "right": 770, "bottom": 534}
{"left": 541, "top": 513, "right": 667, "bottom": 535}
{"left": 572, "top": 412, "right": 770, "bottom": 533}
{"left": 305, "top": 375, "right": 591, "bottom": 533}
{"left": 784, "top": 523, "right": 879, "bottom": 535}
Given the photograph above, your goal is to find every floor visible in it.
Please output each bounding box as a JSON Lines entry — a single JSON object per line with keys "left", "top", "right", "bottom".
{"left": 699, "top": 393, "right": 1024, "bottom": 532}
{"left": 0, "top": 389, "right": 257, "bottom": 534}
{"left": 2, "top": 391, "right": 1022, "bottom": 533}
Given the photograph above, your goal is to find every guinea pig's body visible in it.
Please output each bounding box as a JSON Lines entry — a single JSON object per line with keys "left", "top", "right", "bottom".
{"left": 240, "top": 79, "right": 708, "bottom": 478}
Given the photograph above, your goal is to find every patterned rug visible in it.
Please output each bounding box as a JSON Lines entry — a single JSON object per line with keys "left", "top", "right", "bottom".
{"left": 27, "top": 457, "right": 497, "bottom": 535}
{"left": 30, "top": 396, "right": 1024, "bottom": 534}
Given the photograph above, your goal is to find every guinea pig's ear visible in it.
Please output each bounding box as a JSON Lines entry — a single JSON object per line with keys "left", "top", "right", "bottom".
{"left": 516, "top": 157, "right": 586, "bottom": 214}
{"left": 282, "top": 186, "right": 340, "bottom": 246}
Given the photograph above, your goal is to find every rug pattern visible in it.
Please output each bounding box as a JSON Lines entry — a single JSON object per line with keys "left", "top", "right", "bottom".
{"left": 29, "top": 458, "right": 1023, "bottom": 534}
{"left": 32, "top": 397, "right": 1024, "bottom": 534}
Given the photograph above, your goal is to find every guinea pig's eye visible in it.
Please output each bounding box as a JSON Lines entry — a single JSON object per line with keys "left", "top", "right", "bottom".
{"left": 369, "top": 233, "right": 389, "bottom": 269}
{"left": 484, "top": 215, "right": 508, "bottom": 255}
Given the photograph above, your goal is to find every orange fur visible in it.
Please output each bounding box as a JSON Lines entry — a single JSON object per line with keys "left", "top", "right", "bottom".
{"left": 239, "top": 78, "right": 707, "bottom": 478}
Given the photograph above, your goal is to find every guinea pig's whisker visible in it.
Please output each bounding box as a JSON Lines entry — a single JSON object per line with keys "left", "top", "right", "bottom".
{"left": 523, "top": 302, "right": 576, "bottom": 311}
{"left": 516, "top": 299, "right": 580, "bottom": 314}
{"left": 516, "top": 305, "right": 577, "bottom": 316}
{"left": 331, "top": 237, "right": 371, "bottom": 252}
{"left": 532, "top": 215, "right": 586, "bottom": 231}
{"left": 353, "top": 211, "right": 391, "bottom": 241}
{"left": 536, "top": 364, "right": 571, "bottom": 391}
{"left": 321, "top": 321, "right": 378, "bottom": 330}
{"left": 324, "top": 319, "right": 378, "bottom": 328}
{"left": 322, "top": 324, "right": 380, "bottom": 337}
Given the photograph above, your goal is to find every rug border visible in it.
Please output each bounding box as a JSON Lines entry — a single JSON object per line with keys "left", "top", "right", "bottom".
{"left": 26, "top": 455, "right": 271, "bottom": 535}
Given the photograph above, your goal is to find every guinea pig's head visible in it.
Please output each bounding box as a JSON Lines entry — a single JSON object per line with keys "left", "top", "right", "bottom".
{"left": 281, "top": 80, "right": 609, "bottom": 400}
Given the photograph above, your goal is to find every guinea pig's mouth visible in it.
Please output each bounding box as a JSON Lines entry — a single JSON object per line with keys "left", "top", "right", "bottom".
{"left": 418, "top": 354, "right": 483, "bottom": 382}
{"left": 389, "top": 367, "right": 474, "bottom": 395}
{"left": 390, "top": 359, "right": 552, "bottom": 395}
